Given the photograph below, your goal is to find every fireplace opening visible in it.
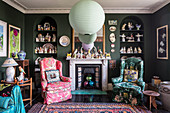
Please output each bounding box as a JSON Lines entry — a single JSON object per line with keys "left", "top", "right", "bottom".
{"left": 76, "top": 64, "right": 102, "bottom": 90}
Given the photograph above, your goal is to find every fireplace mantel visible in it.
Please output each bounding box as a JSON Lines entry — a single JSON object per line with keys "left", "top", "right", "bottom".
{"left": 67, "top": 58, "right": 110, "bottom": 91}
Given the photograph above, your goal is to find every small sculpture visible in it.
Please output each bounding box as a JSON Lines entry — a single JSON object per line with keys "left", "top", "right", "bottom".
{"left": 138, "top": 47, "right": 142, "bottom": 53}
{"left": 52, "top": 34, "right": 56, "bottom": 42}
{"left": 128, "top": 22, "right": 134, "bottom": 30}
{"left": 120, "top": 34, "right": 126, "bottom": 42}
{"left": 136, "top": 24, "right": 141, "bottom": 30}
{"left": 136, "top": 33, "right": 143, "bottom": 42}
{"left": 17, "top": 66, "right": 26, "bottom": 81}
{"left": 122, "top": 24, "right": 127, "bottom": 30}
{"left": 134, "top": 47, "right": 138, "bottom": 53}
{"left": 67, "top": 53, "right": 72, "bottom": 59}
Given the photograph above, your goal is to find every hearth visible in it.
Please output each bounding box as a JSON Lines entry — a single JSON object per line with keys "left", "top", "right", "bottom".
{"left": 76, "top": 64, "right": 101, "bottom": 90}
{"left": 67, "top": 59, "right": 109, "bottom": 91}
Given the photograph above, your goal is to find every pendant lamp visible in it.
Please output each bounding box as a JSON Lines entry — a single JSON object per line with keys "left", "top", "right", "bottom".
{"left": 69, "top": 0, "right": 105, "bottom": 35}
{"left": 79, "top": 33, "right": 97, "bottom": 44}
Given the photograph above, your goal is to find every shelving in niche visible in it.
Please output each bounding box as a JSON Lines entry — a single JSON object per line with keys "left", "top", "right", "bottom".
{"left": 120, "top": 16, "right": 144, "bottom": 59}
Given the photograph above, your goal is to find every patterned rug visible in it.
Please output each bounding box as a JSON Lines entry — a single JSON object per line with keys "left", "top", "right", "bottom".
{"left": 28, "top": 102, "right": 151, "bottom": 113}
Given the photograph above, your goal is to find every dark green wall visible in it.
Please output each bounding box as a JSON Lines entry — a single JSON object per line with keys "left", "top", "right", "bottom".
{"left": 1, "top": 1, "right": 169, "bottom": 84}
{"left": 152, "top": 3, "right": 170, "bottom": 81}
{"left": 0, "top": 1, "right": 24, "bottom": 80}
{"left": 25, "top": 14, "right": 153, "bottom": 83}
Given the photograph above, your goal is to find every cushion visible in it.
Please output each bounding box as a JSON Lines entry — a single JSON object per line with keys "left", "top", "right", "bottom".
{"left": 124, "top": 69, "right": 138, "bottom": 82}
{"left": 46, "top": 70, "right": 60, "bottom": 83}
{"left": 46, "top": 81, "right": 71, "bottom": 91}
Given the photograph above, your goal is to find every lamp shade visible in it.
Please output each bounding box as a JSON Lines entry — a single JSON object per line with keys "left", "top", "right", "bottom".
{"left": 1, "top": 58, "right": 18, "bottom": 67}
{"left": 69, "top": 0, "right": 105, "bottom": 35}
{"left": 82, "top": 42, "right": 94, "bottom": 51}
{"left": 79, "top": 33, "right": 97, "bottom": 44}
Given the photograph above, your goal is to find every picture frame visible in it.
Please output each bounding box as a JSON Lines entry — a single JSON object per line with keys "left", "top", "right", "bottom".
{"left": 157, "top": 25, "right": 168, "bottom": 59}
{"left": 0, "top": 20, "right": 7, "bottom": 57}
{"left": 8, "top": 24, "right": 21, "bottom": 58}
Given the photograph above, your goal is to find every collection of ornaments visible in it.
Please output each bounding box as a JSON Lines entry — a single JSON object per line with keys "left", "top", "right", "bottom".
{"left": 35, "top": 45, "right": 57, "bottom": 54}
{"left": 67, "top": 47, "right": 111, "bottom": 59}
{"left": 120, "top": 22, "right": 143, "bottom": 54}
{"left": 36, "top": 33, "right": 56, "bottom": 42}
{"left": 108, "top": 20, "right": 117, "bottom": 53}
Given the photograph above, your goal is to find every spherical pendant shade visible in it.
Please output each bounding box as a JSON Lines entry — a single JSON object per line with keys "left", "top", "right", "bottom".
{"left": 69, "top": 0, "right": 105, "bottom": 34}
{"left": 79, "top": 33, "right": 97, "bottom": 44}
{"left": 82, "top": 42, "right": 94, "bottom": 51}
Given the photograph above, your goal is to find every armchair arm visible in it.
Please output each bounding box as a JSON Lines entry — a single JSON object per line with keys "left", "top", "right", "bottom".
{"left": 137, "top": 78, "right": 145, "bottom": 91}
{"left": 112, "top": 75, "right": 123, "bottom": 84}
{"left": 60, "top": 76, "right": 72, "bottom": 82}
{"left": 41, "top": 80, "right": 47, "bottom": 92}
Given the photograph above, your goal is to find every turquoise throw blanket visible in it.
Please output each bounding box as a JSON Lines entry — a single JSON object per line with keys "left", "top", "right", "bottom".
{"left": 0, "top": 96, "right": 13, "bottom": 109}
{"left": 0, "top": 85, "right": 25, "bottom": 113}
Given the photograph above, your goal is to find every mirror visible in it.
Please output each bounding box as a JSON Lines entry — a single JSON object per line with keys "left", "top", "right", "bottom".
{"left": 72, "top": 25, "right": 105, "bottom": 54}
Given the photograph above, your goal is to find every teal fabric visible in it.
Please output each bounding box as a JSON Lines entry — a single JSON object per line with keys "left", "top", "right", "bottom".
{"left": 112, "top": 57, "right": 145, "bottom": 105}
{"left": 0, "top": 85, "right": 25, "bottom": 113}
{"left": 0, "top": 96, "right": 13, "bottom": 109}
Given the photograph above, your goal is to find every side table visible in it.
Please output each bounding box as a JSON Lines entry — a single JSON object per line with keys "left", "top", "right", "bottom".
{"left": 143, "top": 90, "right": 160, "bottom": 111}
{"left": 1, "top": 78, "right": 32, "bottom": 106}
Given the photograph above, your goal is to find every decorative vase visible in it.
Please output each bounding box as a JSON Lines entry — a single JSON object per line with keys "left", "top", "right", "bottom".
{"left": 17, "top": 50, "right": 26, "bottom": 60}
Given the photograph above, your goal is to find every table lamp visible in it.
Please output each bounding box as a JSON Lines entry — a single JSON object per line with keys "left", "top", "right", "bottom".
{"left": 1, "top": 58, "right": 18, "bottom": 82}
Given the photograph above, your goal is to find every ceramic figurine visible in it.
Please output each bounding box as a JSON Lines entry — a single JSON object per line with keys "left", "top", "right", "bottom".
{"left": 136, "top": 33, "right": 143, "bottom": 42}
{"left": 138, "top": 47, "right": 142, "bottom": 53}
{"left": 130, "top": 46, "right": 133, "bottom": 53}
{"left": 136, "top": 24, "right": 141, "bottom": 30}
{"left": 51, "top": 26, "right": 56, "bottom": 31}
{"left": 17, "top": 66, "right": 26, "bottom": 81}
{"left": 120, "top": 34, "right": 126, "bottom": 42}
{"left": 123, "top": 47, "right": 126, "bottom": 53}
{"left": 36, "top": 37, "right": 39, "bottom": 42}
{"left": 127, "top": 48, "right": 131, "bottom": 53}
{"left": 38, "top": 25, "right": 41, "bottom": 31}
{"left": 134, "top": 47, "right": 138, "bottom": 53}
{"left": 128, "top": 22, "right": 134, "bottom": 30}
{"left": 52, "top": 34, "right": 56, "bottom": 42}
{"left": 67, "top": 53, "right": 72, "bottom": 59}
{"left": 122, "top": 24, "right": 126, "bottom": 30}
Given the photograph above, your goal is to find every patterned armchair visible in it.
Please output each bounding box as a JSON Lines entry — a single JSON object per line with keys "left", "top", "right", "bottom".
{"left": 39, "top": 58, "right": 72, "bottom": 104}
{"left": 112, "top": 57, "right": 145, "bottom": 105}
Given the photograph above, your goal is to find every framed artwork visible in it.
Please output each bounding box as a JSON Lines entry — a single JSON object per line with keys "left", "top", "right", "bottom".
{"left": 8, "top": 25, "right": 21, "bottom": 58}
{"left": 0, "top": 20, "right": 7, "bottom": 57}
{"left": 157, "top": 25, "right": 168, "bottom": 59}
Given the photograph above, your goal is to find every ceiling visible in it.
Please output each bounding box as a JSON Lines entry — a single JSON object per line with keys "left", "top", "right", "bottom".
{"left": 2, "top": 0, "right": 170, "bottom": 14}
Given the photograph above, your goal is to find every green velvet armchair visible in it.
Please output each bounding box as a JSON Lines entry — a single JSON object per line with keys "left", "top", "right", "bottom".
{"left": 112, "top": 57, "right": 145, "bottom": 105}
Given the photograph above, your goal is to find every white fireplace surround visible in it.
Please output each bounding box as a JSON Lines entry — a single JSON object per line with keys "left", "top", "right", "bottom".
{"left": 67, "top": 59, "right": 109, "bottom": 91}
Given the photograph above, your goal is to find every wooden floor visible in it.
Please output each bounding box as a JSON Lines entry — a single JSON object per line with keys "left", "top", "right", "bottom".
{"left": 24, "top": 90, "right": 170, "bottom": 113}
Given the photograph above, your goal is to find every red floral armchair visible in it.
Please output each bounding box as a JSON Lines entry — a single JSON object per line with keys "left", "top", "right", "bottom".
{"left": 39, "top": 58, "right": 72, "bottom": 104}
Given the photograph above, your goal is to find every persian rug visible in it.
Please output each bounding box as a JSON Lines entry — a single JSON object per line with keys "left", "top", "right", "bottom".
{"left": 28, "top": 102, "right": 151, "bottom": 113}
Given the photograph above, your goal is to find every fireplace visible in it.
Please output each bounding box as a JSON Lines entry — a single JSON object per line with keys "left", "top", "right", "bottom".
{"left": 67, "top": 59, "right": 109, "bottom": 91}
{"left": 76, "top": 64, "right": 101, "bottom": 90}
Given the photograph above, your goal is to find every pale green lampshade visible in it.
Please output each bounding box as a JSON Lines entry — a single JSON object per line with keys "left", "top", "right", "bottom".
{"left": 69, "top": 0, "right": 105, "bottom": 35}
{"left": 79, "top": 33, "right": 97, "bottom": 44}
{"left": 1, "top": 58, "right": 18, "bottom": 67}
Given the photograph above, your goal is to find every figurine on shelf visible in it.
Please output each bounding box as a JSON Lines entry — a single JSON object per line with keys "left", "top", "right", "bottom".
{"left": 138, "top": 47, "right": 142, "bottom": 53}
{"left": 127, "top": 47, "right": 131, "bottom": 53}
{"left": 128, "top": 22, "right": 134, "bottom": 30}
{"left": 136, "top": 24, "right": 141, "bottom": 30}
{"left": 120, "top": 47, "right": 124, "bottom": 53}
{"left": 38, "top": 25, "right": 41, "bottom": 31}
{"left": 17, "top": 66, "right": 26, "bottom": 81}
{"left": 54, "top": 46, "right": 57, "bottom": 53}
{"left": 39, "top": 47, "right": 43, "bottom": 53}
{"left": 45, "top": 33, "right": 50, "bottom": 42}
{"left": 52, "top": 34, "right": 56, "bottom": 42}
{"left": 36, "top": 37, "right": 39, "bottom": 42}
{"left": 136, "top": 33, "right": 143, "bottom": 42}
{"left": 73, "top": 49, "right": 77, "bottom": 59}
{"left": 134, "top": 47, "right": 138, "bottom": 53}
{"left": 123, "top": 47, "right": 126, "bottom": 53}
{"left": 86, "top": 49, "right": 91, "bottom": 59}
{"left": 51, "top": 26, "right": 56, "bottom": 31}
{"left": 122, "top": 23, "right": 126, "bottom": 30}
{"left": 44, "top": 47, "right": 47, "bottom": 53}
{"left": 120, "top": 34, "right": 126, "bottom": 42}
{"left": 130, "top": 46, "right": 133, "bottom": 53}
{"left": 44, "top": 22, "right": 50, "bottom": 30}
{"left": 67, "top": 53, "right": 72, "bottom": 59}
